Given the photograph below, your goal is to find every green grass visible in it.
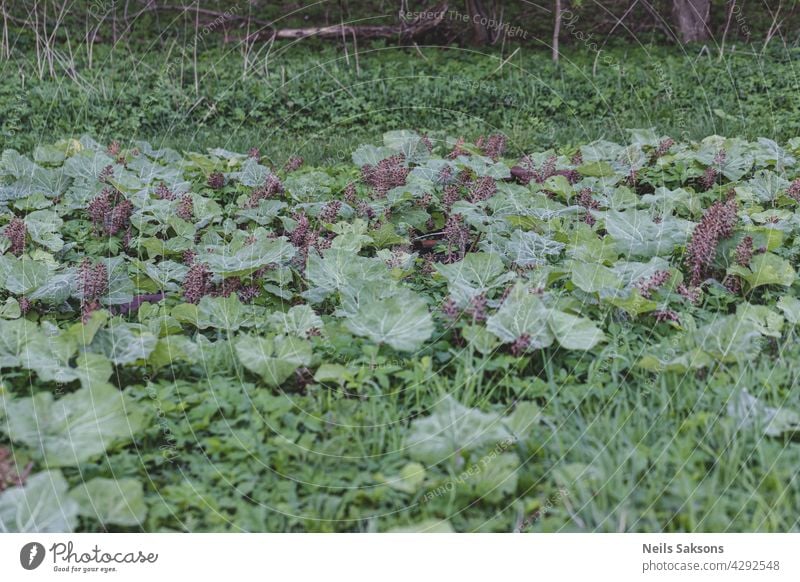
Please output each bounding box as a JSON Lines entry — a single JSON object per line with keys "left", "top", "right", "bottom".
{"left": 3, "top": 41, "right": 800, "bottom": 163}
{"left": 109, "top": 332, "right": 800, "bottom": 532}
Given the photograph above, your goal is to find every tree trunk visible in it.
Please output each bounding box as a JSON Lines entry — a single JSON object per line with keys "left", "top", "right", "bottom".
{"left": 552, "top": 0, "right": 561, "bottom": 62}
{"left": 465, "top": 0, "right": 490, "bottom": 45}
{"left": 672, "top": 0, "right": 711, "bottom": 43}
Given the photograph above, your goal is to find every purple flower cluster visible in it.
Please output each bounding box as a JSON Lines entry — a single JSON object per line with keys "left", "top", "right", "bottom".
{"left": 356, "top": 201, "right": 375, "bottom": 220}
{"left": 0, "top": 447, "right": 31, "bottom": 492}
{"left": 362, "top": 154, "right": 409, "bottom": 196}
{"left": 79, "top": 259, "right": 108, "bottom": 321}
{"left": 511, "top": 334, "right": 531, "bottom": 356}
{"left": 284, "top": 156, "right": 304, "bottom": 173}
{"left": 734, "top": 235, "right": 753, "bottom": 267}
{"left": 723, "top": 275, "right": 742, "bottom": 294}
{"left": 207, "top": 171, "right": 225, "bottom": 190}
{"left": 787, "top": 179, "right": 800, "bottom": 202}
{"left": 465, "top": 293, "right": 488, "bottom": 322}
{"left": 289, "top": 212, "right": 310, "bottom": 248}
{"left": 635, "top": 270, "right": 671, "bottom": 299}
{"left": 652, "top": 309, "right": 680, "bottom": 323}
{"left": 182, "top": 262, "right": 211, "bottom": 304}
{"left": 677, "top": 283, "right": 702, "bottom": 304}
{"left": 440, "top": 297, "right": 460, "bottom": 321}
{"left": 19, "top": 296, "right": 31, "bottom": 314}
{"left": 531, "top": 156, "right": 557, "bottom": 184}
{"left": 87, "top": 188, "right": 133, "bottom": 236}
{"left": 176, "top": 194, "right": 194, "bottom": 221}
{"left": 155, "top": 182, "right": 175, "bottom": 200}
{"left": 319, "top": 200, "right": 342, "bottom": 223}
{"left": 477, "top": 134, "right": 506, "bottom": 160}
{"left": 248, "top": 147, "right": 261, "bottom": 160}
{"left": 442, "top": 184, "right": 461, "bottom": 211}
{"left": 701, "top": 149, "right": 726, "bottom": 190}
{"left": 3, "top": 217, "right": 26, "bottom": 256}
{"left": 468, "top": 176, "right": 497, "bottom": 202}
{"left": 577, "top": 188, "right": 599, "bottom": 225}
{"left": 247, "top": 174, "right": 284, "bottom": 207}
{"left": 447, "top": 138, "right": 468, "bottom": 159}
{"left": 444, "top": 213, "right": 470, "bottom": 262}
{"left": 343, "top": 182, "right": 357, "bottom": 204}
{"left": 654, "top": 138, "right": 674, "bottom": 158}
{"left": 98, "top": 164, "right": 115, "bottom": 184}
{"left": 684, "top": 197, "right": 738, "bottom": 285}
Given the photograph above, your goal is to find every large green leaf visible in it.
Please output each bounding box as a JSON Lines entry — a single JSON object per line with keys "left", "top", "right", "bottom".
{"left": 343, "top": 289, "right": 433, "bottom": 352}
{"left": 0, "top": 383, "right": 147, "bottom": 467}
{"left": 268, "top": 305, "right": 323, "bottom": 337}
{"left": 548, "top": 311, "right": 606, "bottom": 350}
{"left": 0, "top": 471, "right": 78, "bottom": 533}
{"left": 486, "top": 284, "right": 554, "bottom": 349}
{"left": 604, "top": 209, "right": 693, "bottom": 257}
{"left": 405, "top": 396, "right": 512, "bottom": 465}
{"left": 69, "top": 478, "right": 147, "bottom": 527}
{"left": 198, "top": 236, "right": 295, "bottom": 277}
{"left": 91, "top": 321, "right": 158, "bottom": 364}
{"left": 235, "top": 334, "right": 312, "bottom": 386}
{"left": 435, "top": 252, "right": 515, "bottom": 307}
{"left": 729, "top": 252, "right": 796, "bottom": 289}
{"left": 25, "top": 209, "right": 64, "bottom": 251}
{"left": 0, "top": 255, "right": 49, "bottom": 295}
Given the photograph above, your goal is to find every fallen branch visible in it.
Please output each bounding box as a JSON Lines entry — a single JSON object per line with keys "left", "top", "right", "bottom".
{"left": 256, "top": 2, "right": 449, "bottom": 42}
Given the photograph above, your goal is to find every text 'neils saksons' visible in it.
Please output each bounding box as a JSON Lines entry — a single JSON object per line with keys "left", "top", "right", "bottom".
{"left": 643, "top": 543, "right": 724, "bottom": 554}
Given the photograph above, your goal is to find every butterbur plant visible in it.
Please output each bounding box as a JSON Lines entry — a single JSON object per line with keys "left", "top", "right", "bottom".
{"left": 284, "top": 156, "right": 304, "bottom": 173}
{"left": 342, "top": 182, "right": 357, "bottom": 204}
{"left": 155, "top": 182, "right": 175, "bottom": 200}
{"left": 0, "top": 447, "right": 31, "bottom": 492}
{"left": 468, "top": 176, "right": 497, "bottom": 202}
{"left": 442, "top": 184, "right": 461, "bottom": 211}
{"left": 247, "top": 174, "right": 284, "bottom": 207}
{"left": 319, "top": 200, "right": 342, "bottom": 223}
{"left": 684, "top": 196, "right": 738, "bottom": 285}
{"left": 465, "top": 293, "right": 488, "bottom": 323}
{"left": 734, "top": 236, "right": 754, "bottom": 267}
{"left": 87, "top": 188, "right": 133, "bottom": 236}
{"left": 447, "top": 137, "right": 468, "bottom": 159}
{"left": 654, "top": 137, "right": 674, "bottom": 158}
{"left": 3, "top": 217, "right": 26, "bottom": 256}
{"left": 176, "top": 194, "right": 194, "bottom": 221}
{"left": 701, "top": 149, "right": 726, "bottom": 190}
{"left": 361, "top": 154, "right": 409, "bottom": 196}
{"left": 511, "top": 334, "right": 532, "bottom": 356}
{"left": 440, "top": 297, "right": 460, "bottom": 321}
{"left": 182, "top": 262, "right": 211, "bottom": 304}
{"left": 208, "top": 171, "right": 225, "bottom": 190}
{"left": 444, "top": 213, "right": 470, "bottom": 262}
{"left": 477, "top": 134, "right": 506, "bottom": 160}
{"left": 78, "top": 258, "right": 108, "bottom": 321}
{"left": 98, "top": 164, "right": 115, "bottom": 183}
{"left": 6, "top": 131, "right": 800, "bottom": 534}
{"left": 788, "top": 179, "right": 800, "bottom": 202}
{"left": 635, "top": 270, "right": 671, "bottom": 298}
{"left": 289, "top": 212, "right": 310, "bottom": 248}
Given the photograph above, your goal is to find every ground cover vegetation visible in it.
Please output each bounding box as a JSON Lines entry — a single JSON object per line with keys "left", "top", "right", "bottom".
{"left": 1, "top": 128, "right": 799, "bottom": 532}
